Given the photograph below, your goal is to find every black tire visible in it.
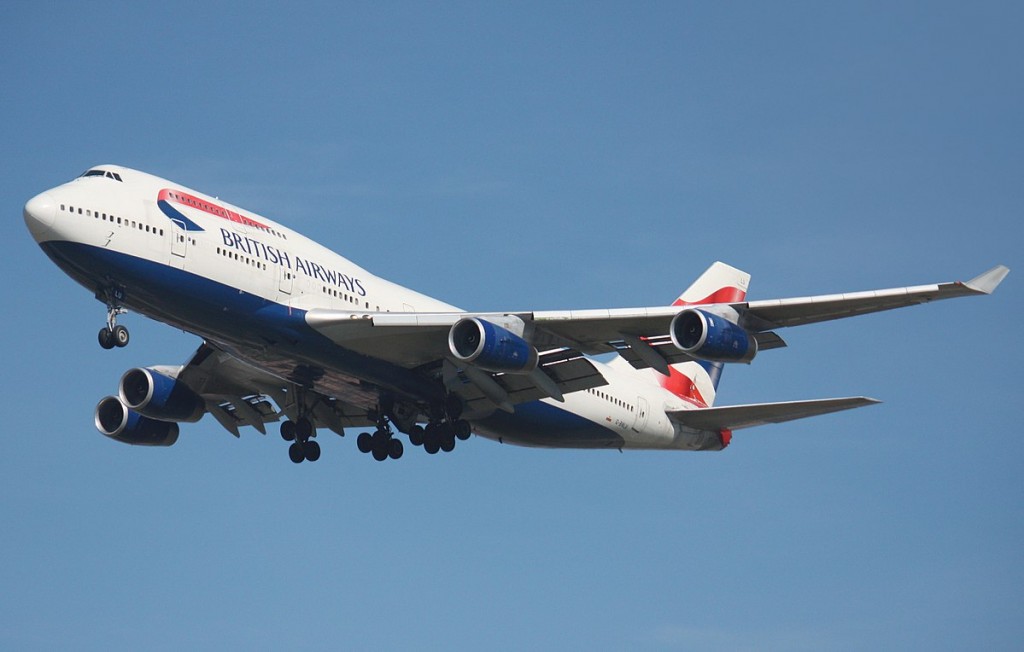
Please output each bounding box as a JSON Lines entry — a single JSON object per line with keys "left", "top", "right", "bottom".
{"left": 280, "top": 420, "right": 296, "bottom": 441}
{"left": 288, "top": 442, "right": 305, "bottom": 463}
{"left": 371, "top": 446, "right": 389, "bottom": 462}
{"left": 296, "top": 417, "right": 314, "bottom": 441}
{"left": 304, "top": 440, "right": 321, "bottom": 462}
{"left": 388, "top": 438, "right": 403, "bottom": 460}
{"left": 424, "top": 439, "right": 440, "bottom": 455}
{"left": 113, "top": 324, "right": 130, "bottom": 347}
{"left": 453, "top": 420, "right": 471, "bottom": 440}
{"left": 357, "top": 432, "right": 373, "bottom": 453}
{"left": 98, "top": 328, "right": 115, "bottom": 349}
{"left": 408, "top": 425, "right": 424, "bottom": 447}
{"left": 440, "top": 432, "right": 456, "bottom": 453}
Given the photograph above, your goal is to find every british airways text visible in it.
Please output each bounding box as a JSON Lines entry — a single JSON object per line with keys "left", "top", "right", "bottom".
{"left": 220, "top": 228, "right": 366, "bottom": 296}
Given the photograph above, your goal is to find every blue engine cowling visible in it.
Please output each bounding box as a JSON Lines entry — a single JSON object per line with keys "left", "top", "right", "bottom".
{"left": 670, "top": 309, "right": 757, "bottom": 363}
{"left": 448, "top": 318, "right": 539, "bottom": 373}
{"left": 119, "top": 367, "right": 204, "bottom": 423}
{"left": 94, "top": 396, "right": 180, "bottom": 446}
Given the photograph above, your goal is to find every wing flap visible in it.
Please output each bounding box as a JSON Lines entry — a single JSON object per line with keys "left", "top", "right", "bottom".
{"left": 667, "top": 397, "right": 880, "bottom": 431}
{"left": 443, "top": 350, "right": 607, "bottom": 415}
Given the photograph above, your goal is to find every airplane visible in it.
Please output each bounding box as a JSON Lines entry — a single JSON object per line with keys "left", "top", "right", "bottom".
{"left": 23, "top": 165, "right": 1009, "bottom": 464}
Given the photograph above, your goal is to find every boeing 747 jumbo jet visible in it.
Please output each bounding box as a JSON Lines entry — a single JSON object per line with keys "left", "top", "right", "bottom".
{"left": 23, "top": 165, "right": 1009, "bottom": 464}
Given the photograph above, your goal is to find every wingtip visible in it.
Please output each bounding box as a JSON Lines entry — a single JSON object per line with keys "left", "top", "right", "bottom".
{"left": 966, "top": 265, "right": 1010, "bottom": 294}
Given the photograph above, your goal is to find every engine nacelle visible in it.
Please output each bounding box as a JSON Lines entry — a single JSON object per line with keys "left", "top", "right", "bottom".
{"left": 95, "top": 396, "right": 180, "bottom": 446}
{"left": 670, "top": 308, "right": 757, "bottom": 363}
{"left": 119, "top": 367, "right": 204, "bottom": 423}
{"left": 448, "top": 318, "right": 539, "bottom": 373}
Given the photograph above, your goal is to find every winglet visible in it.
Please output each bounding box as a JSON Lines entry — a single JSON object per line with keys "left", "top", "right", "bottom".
{"left": 965, "top": 265, "right": 1010, "bottom": 294}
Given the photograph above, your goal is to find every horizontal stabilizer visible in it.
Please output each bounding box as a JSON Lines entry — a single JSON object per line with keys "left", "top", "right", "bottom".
{"left": 667, "top": 397, "right": 879, "bottom": 432}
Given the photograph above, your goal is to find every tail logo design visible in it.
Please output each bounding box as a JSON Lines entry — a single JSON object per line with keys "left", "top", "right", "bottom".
{"left": 658, "top": 262, "right": 750, "bottom": 408}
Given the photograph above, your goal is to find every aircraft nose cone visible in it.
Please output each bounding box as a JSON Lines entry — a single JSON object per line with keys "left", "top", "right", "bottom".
{"left": 24, "top": 191, "right": 58, "bottom": 240}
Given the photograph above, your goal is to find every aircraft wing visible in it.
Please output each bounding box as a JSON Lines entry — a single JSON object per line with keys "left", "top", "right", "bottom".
{"left": 736, "top": 264, "right": 1010, "bottom": 330}
{"left": 666, "top": 397, "right": 880, "bottom": 432}
{"left": 529, "top": 264, "right": 1010, "bottom": 346}
{"left": 305, "top": 265, "right": 1008, "bottom": 377}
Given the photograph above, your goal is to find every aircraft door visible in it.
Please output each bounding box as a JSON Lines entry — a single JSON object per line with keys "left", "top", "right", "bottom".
{"left": 632, "top": 396, "right": 650, "bottom": 433}
{"left": 279, "top": 265, "right": 293, "bottom": 294}
{"left": 171, "top": 220, "right": 187, "bottom": 258}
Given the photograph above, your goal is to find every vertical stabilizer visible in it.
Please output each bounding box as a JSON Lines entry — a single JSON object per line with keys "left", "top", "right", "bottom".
{"left": 657, "top": 262, "right": 751, "bottom": 407}
{"left": 672, "top": 261, "right": 750, "bottom": 306}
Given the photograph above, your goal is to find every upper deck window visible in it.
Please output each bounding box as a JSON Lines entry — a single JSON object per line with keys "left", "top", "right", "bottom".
{"left": 79, "top": 169, "right": 123, "bottom": 181}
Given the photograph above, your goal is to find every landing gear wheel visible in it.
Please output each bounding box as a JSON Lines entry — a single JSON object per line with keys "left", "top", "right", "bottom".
{"left": 408, "top": 425, "right": 424, "bottom": 447}
{"left": 453, "top": 420, "right": 471, "bottom": 440}
{"left": 296, "top": 417, "right": 314, "bottom": 441}
{"left": 357, "top": 432, "right": 373, "bottom": 453}
{"left": 280, "top": 420, "right": 296, "bottom": 441}
{"left": 423, "top": 424, "right": 441, "bottom": 454}
{"left": 98, "top": 328, "right": 115, "bottom": 349}
{"left": 112, "top": 324, "right": 130, "bottom": 348}
{"left": 288, "top": 442, "right": 305, "bottom": 463}
{"left": 304, "top": 440, "right": 321, "bottom": 462}
{"left": 371, "top": 446, "right": 389, "bottom": 462}
{"left": 440, "top": 432, "right": 456, "bottom": 453}
{"left": 388, "top": 438, "right": 404, "bottom": 460}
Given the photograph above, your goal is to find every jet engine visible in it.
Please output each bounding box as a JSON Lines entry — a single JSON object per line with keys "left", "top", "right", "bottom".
{"left": 448, "top": 318, "right": 538, "bottom": 373}
{"left": 119, "top": 367, "right": 204, "bottom": 422}
{"left": 670, "top": 308, "right": 757, "bottom": 363}
{"left": 95, "top": 396, "right": 180, "bottom": 446}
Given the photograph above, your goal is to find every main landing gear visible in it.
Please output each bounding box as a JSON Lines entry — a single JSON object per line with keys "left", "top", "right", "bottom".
{"left": 97, "top": 290, "right": 129, "bottom": 350}
{"left": 280, "top": 416, "right": 321, "bottom": 463}
{"left": 407, "top": 419, "right": 471, "bottom": 455}
{"left": 404, "top": 395, "right": 471, "bottom": 456}
{"left": 356, "top": 412, "right": 404, "bottom": 462}
{"left": 354, "top": 396, "right": 472, "bottom": 462}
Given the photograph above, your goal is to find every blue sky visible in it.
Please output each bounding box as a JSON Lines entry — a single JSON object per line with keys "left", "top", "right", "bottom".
{"left": 2, "top": 2, "right": 1022, "bottom": 650}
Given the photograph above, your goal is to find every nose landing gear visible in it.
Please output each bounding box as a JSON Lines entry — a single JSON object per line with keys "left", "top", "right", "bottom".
{"left": 97, "top": 290, "right": 129, "bottom": 349}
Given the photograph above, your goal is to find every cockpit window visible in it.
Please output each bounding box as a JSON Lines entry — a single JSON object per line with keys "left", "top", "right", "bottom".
{"left": 79, "top": 169, "right": 123, "bottom": 181}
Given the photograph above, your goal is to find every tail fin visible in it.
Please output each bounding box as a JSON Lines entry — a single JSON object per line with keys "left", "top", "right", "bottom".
{"left": 658, "top": 262, "right": 751, "bottom": 407}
